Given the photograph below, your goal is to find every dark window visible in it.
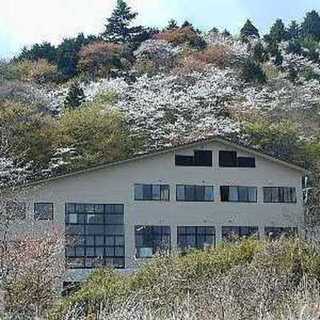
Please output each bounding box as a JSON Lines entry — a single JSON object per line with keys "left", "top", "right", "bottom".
{"left": 263, "top": 187, "right": 297, "bottom": 203}
{"left": 34, "top": 203, "right": 54, "bottom": 221}
{"left": 238, "top": 157, "right": 256, "bottom": 168}
{"left": 265, "top": 227, "right": 298, "bottom": 239}
{"left": 5, "top": 201, "right": 26, "bottom": 220}
{"left": 176, "top": 185, "right": 214, "bottom": 202}
{"left": 134, "top": 184, "right": 170, "bottom": 201}
{"left": 194, "top": 150, "right": 213, "bottom": 167}
{"left": 220, "top": 186, "right": 257, "bottom": 202}
{"left": 175, "top": 155, "right": 194, "bottom": 166}
{"left": 175, "top": 150, "right": 212, "bottom": 167}
{"left": 177, "top": 226, "right": 215, "bottom": 251}
{"left": 65, "top": 203, "right": 125, "bottom": 269}
{"left": 219, "top": 151, "right": 237, "bottom": 167}
{"left": 135, "top": 226, "right": 171, "bottom": 258}
{"left": 222, "top": 226, "right": 259, "bottom": 241}
{"left": 219, "top": 151, "right": 256, "bottom": 168}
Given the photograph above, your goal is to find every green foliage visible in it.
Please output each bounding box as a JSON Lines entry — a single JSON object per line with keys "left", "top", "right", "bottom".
{"left": 268, "top": 19, "right": 288, "bottom": 42}
{"left": 64, "top": 82, "right": 86, "bottom": 109}
{"left": 301, "top": 10, "right": 320, "bottom": 40}
{"left": 239, "top": 58, "right": 266, "bottom": 83}
{"left": 165, "top": 19, "right": 179, "bottom": 31}
{"left": 51, "top": 239, "right": 320, "bottom": 319}
{"left": 286, "top": 40, "right": 303, "bottom": 55}
{"left": 18, "top": 42, "right": 57, "bottom": 63}
{"left": 287, "top": 20, "right": 301, "bottom": 40}
{"left": 253, "top": 42, "right": 268, "bottom": 63}
{"left": 240, "top": 19, "right": 260, "bottom": 41}
{"left": 102, "top": 0, "right": 144, "bottom": 44}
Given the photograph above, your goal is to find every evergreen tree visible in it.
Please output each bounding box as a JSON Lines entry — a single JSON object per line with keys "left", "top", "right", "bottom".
{"left": 18, "top": 42, "right": 57, "bottom": 63}
{"left": 166, "top": 19, "right": 179, "bottom": 31}
{"left": 64, "top": 82, "right": 86, "bottom": 109}
{"left": 253, "top": 42, "right": 268, "bottom": 63}
{"left": 222, "top": 29, "right": 231, "bottom": 37}
{"left": 301, "top": 10, "right": 320, "bottom": 39}
{"left": 274, "top": 50, "right": 284, "bottom": 66}
{"left": 287, "top": 20, "right": 301, "bottom": 40}
{"left": 102, "top": 0, "right": 144, "bottom": 43}
{"left": 269, "top": 19, "right": 287, "bottom": 42}
{"left": 181, "top": 20, "right": 193, "bottom": 28}
{"left": 286, "top": 40, "right": 302, "bottom": 55}
{"left": 240, "top": 19, "right": 260, "bottom": 41}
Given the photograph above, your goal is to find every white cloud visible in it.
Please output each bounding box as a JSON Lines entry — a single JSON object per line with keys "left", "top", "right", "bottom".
{"left": 0, "top": 0, "right": 167, "bottom": 55}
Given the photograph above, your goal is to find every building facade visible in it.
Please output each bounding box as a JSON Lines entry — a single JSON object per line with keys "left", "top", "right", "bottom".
{"left": 12, "top": 138, "right": 305, "bottom": 282}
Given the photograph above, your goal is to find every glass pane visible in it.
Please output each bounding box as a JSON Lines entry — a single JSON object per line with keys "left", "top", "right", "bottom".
{"left": 195, "top": 186, "right": 205, "bottom": 201}
{"left": 248, "top": 188, "right": 257, "bottom": 202}
{"left": 229, "top": 187, "right": 238, "bottom": 201}
{"left": 86, "top": 225, "right": 105, "bottom": 235}
{"left": 161, "top": 186, "right": 170, "bottom": 201}
{"left": 204, "top": 187, "right": 214, "bottom": 201}
{"left": 68, "top": 214, "right": 78, "bottom": 224}
{"left": 105, "top": 236, "right": 115, "bottom": 246}
{"left": 95, "top": 247, "right": 104, "bottom": 257}
{"left": 87, "top": 214, "right": 104, "bottom": 224}
{"left": 176, "top": 185, "right": 185, "bottom": 201}
{"left": 152, "top": 185, "right": 161, "bottom": 200}
{"left": 95, "top": 236, "right": 104, "bottom": 246}
{"left": 106, "top": 214, "right": 123, "bottom": 225}
{"left": 115, "top": 247, "right": 125, "bottom": 257}
{"left": 134, "top": 184, "right": 143, "bottom": 200}
{"left": 238, "top": 187, "right": 248, "bottom": 202}
{"left": 86, "top": 236, "right": 94, "bottom": 246}
{"left": 185, "top": 186, "right": 194, "bottom": 201}
{"left": 85, "top": 247, "right": 95, "bottom": 257}
{"left": 143, "top": 185, "right": 152, "bottom": 200}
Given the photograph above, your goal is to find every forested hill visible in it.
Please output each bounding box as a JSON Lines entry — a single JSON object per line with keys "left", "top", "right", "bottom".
{"left": 2, "top": 0, "right": 320, "bottom": 184}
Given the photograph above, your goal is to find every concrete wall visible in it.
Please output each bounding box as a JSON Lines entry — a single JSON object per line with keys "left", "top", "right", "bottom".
{"left": 20, "top": 141, "right": 304, "bottom": 281}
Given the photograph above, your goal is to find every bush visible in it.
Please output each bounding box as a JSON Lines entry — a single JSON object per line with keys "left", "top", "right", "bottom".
{"left": 155, "top": 27, "right": 206, "bottom": 49}
{"left": 239, "top": 58, "right": 266, "bottom": 83}
{"left": 193, "top": 45, "right": 232, "bottom": 68}
{"left": 78, "top": 42, "right": 125, "bottom": 79}
{"left": 11, "top": 59, "right": 58, "bottom": 83}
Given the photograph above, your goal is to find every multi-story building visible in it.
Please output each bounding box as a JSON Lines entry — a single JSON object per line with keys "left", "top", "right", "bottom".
{"left": 10, "top": 138, "right": 305, "bottom": 283}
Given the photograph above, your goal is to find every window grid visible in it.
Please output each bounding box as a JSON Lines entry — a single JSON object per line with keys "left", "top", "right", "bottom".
{"left": 65, "top": 203, "right": 125, "bottom": 269}
{"left": 220, "top": 186, "right": 257, "bottom": 203}
{"left": 176, "top": 185, "right": 214, "bottom": 202}
{"left": 135, "top": 226, "right": 171, "bottom": 258}
{"left": 263, "top": 187, "right": 297, "bottom": 203}
{"left": 177, "top": 226, "right": 216, "bottom": 250}
{"left": 222, "top": 226, "right": 259, "bottom": 241}
{"left": 34, "top": 202, "right": 54, "bottom": 221}
{"left": 134, "top": 184, "right": 170, "bottom": 201}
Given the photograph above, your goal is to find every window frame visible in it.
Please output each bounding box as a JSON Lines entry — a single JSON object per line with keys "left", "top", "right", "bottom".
{"left": 175, "top": 150, "right": 213, "bottom": 167}
{"left": 34, "top": 202, "right": 54, "bottom": 221}
{"left": 176, "top": 185, "right": 215, "bottom": 202}
{"left": 222, "top": 226, "right": 259, "bottom": 241}
{"left": 134, "top": 184, "right": 170, "bottom": 201}
{"left": 135, "top": 225, "right": 171, "bottom": 258}
{"left": 264, "top": 226, "right": 298, "bottom": 239}
{"left": 220, "top": 186, "right": 258, "bottom": 203}
{"left": 263, "top": 187, "right": 297, "bottom": 203}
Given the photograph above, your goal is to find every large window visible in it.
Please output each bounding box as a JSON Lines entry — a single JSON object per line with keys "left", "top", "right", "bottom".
{"left": 265, "top": 227, "right": 298, "bottom": 239}
{"left": 175, "top": 150, "right": 212, "bottom": 167}
{"left": 222, "top": 226, "right": 259, "bottom": 241}
{"left": 177, "top": 226, "right": 215, "bottom": 251}
{"left": 34, "top": 203, "right": 54, "bottom": 221}
{"left": 220, "top": 186, "right": 257, "bottom": 203}
{"left": 134, "top": 184, "right": 170, "bottom": 201}
{"left": 176, "top": 185, "right": 214, "bottom": 202}
{"left": 65, "top": 203, "right": 125, "bottom": 269}
{"left": 263, "top": 187, "right": 297, "bottom": 203}
{"left": 219, "top": 151, "right": 256, "bottom": 168}
{"left": 135, "top": 226, "right": 171, "bottom": 258}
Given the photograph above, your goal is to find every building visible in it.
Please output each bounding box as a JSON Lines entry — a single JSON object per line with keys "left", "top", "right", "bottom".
{"left": 9, "top": 137, "right": 305, "bottom": 283}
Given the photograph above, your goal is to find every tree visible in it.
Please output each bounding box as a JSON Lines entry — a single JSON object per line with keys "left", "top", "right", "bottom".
{"left": 253, "top": 42, "right": 268, "bottom": 63}
{"left": 102, "top": 0, "right": 144, "bottom": 44}
{"left": 181, "top": 20, "right": 193, "bottom": 29}
{"left": 268, "top": 19, "right": 287, "bottom": 42}
{"left": 64, "top": 82, "right": 86, "bottom": 109}
{"left": 78, "top": 41, "right": 123, "bottom": 79}
{"left": 287, "top": 20, "right": 301, "bottom": 40}
{"left": 240, "top": 19, "right": 260, "bottom": 41}
{"left": 301, "top": 10, "right": 320, "bottom": 39}
{"left": 18, "top": 42, "right": 57, "bottom": 64}
{"left": 166, "top": 19, "right": 179, "bottom": 31}
{"left": 239, "top": 58, "right": 266, "bottom": 83}
{"left": 222, "top": 29, "right": 231, "bottom": 37}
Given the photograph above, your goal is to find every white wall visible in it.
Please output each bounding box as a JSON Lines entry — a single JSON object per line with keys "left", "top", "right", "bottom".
{"left": 22, "top": 141, "right": 304, "bottom": 281}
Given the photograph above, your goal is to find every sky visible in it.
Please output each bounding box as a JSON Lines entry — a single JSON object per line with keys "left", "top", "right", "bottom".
{"left": 1, "top": 0, "right": 320, "bottom": 58}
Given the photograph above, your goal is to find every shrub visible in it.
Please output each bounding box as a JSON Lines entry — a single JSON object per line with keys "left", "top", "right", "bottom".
{"left": 11, "top": 59, "right": 58, "bottom": 83}
{"left": 78, "top": 42, "right": 124, "bottom": 79}
{"left": 193, "top": 45, "right": 232, "bottom": 68}
{"left": 239, "top": 58, "right": 266, "bottom": 83}
{"left": 155, "top": 27, "right": 206, "bottom": 49}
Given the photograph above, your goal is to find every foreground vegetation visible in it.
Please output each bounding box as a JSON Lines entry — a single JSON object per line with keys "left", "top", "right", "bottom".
{"left": 48, "top": 238, "right": 320, "bottom": 320}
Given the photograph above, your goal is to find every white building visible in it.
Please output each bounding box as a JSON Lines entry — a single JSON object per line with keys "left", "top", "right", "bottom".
{"left": 11, "top": 138, "right": 305, "bottom": 283}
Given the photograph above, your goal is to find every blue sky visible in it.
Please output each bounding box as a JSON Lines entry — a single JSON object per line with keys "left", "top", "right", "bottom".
{"left": 1, "top": 0, "right": 320, "bottom": 58}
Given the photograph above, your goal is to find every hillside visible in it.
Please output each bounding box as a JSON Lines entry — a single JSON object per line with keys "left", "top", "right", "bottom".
{"left": 1, "top": 1, "right": 320, "bottom": 186}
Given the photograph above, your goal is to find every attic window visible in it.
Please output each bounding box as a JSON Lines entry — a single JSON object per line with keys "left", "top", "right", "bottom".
{"left": 219, "top": 151, "right": 256, "bottom": 168}
{"left": 175, "top": 150, "right": 212, "bottom": 167}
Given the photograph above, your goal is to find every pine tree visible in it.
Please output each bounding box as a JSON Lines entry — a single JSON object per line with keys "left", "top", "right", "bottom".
{"left": 166, "top": 19, "right": 179, "bottom": 31}
{"left": 240, "top": 19, "right": 260, "bottom": 41}
{"left": 287, "top": 21, "right": 301, "bottom": 40}
{"left": 253, "top": 42, "right": 268, "bottom": 63}
{"left": 301, "top": 10, "right": 320, "bottom": 39}
{"left": 64, "top": 82, "right": 86, "bottom": 109}
{"left": 181, "top": 20, "right": 193, "bottom": 28}
{"left": 269, "top": 19, "right": 287, "bottom": 42}
{"left": 102, "top": 0, "right": 143, "bottom": 43}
